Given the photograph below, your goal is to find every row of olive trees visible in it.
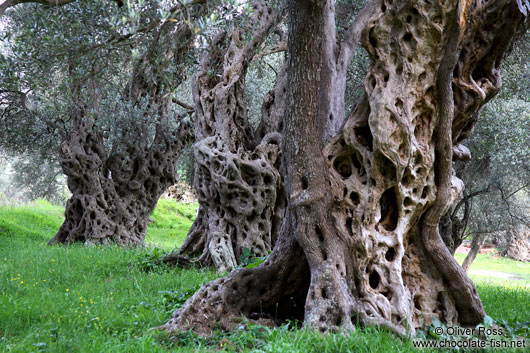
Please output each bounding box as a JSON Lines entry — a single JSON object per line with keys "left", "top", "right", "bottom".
{"left": 0, "top": 0, "right": 529, "bottom": 338}
{"left": 2, "top": 0, "right": 527, "bottom": 260}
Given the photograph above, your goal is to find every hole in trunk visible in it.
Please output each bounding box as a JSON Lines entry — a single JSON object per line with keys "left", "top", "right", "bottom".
{"left": 368, "top": 75, "right": 376, "bottom": 90}
{"left": 414, "top": 295, "right": 422, "bottom": 310}
{"left": 436, "top": 292, "right": 446, "bottom": 322}
{"left": 315, "top": 226, "right": 324, "bottom": 242}
{"left": 368, "top": 29, "right": 378, "bottom": 47}
{"left": 395, "top": 98, "right": 404, "bottom": 115}
{"left": 385, "top": 247, "right": 396, "bottom": 261}
{"left": 369, "top": 270, "right": 381, "bottom": 289}
{"left": 379, "top": 188, "right": 399, "bottom": 231}
{"left": 375, "top": 152, "right": 396, "bottom": 181}
{"left": 301, "top": 176, "right": 309, "bottom": 190}
{"left": 349, "top": 192, "right": 360, "bottom": 205}
{"left": 333, "top": 155, "right": 352, "bottom": 179}
{"left": 402, "top": 168, "right": 414, "bottom": 187}
{"left": 354, "top": 125, "right": 373, "bottom": 151}
{"left": 351, "top": 152, "right": 363, "bottom": 172}
{"left": 251, "top": 258, "right": 311, "bottom": 324}
{"left": 345, "top": 218, "right": 354, "bottom": 237}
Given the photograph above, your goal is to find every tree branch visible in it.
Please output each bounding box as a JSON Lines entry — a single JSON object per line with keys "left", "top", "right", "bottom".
{"left": 420, "top": 1, "right": 486, "bottom": 325}
{"left": 504, "top": 181, "right": 530, "bottom": 200}
{"left": 252, "top": 41, "right": 287, "bottom": 62}
{"left": 451, "top": 187, "right": 489, "bottom": 218}
{"left": 173, "top": 98, "right": 194, "bottom": 113}
{"left": 337, "top": 0, "right": 381, "bottom": 74}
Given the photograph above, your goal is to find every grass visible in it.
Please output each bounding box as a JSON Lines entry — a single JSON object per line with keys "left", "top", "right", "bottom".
{"left": 454, "top": 252, "right": 530, "bottom": 277}
{"left": 454, "top": 252, "right": 530, "bottom": 290}
{"left": 146, "top": 198, "right": 199, "bottom": 250}
{"left": 0, "top": 200, "right": 529, "bottom": 352}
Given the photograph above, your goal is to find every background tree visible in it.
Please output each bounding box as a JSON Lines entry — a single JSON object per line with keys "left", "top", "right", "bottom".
{"left": 460, "top": 98, "right": 530, "bottom": 268}
{"left": 0, "top": 0, "right": 199, "bottom": 245}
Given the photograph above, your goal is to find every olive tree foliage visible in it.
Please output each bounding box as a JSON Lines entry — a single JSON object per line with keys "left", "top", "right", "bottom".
{"left": 0, "top": 2, "right": 131, "bottom": 168}
{"left": 458, "top": 98, "right": 530, "bottom": 267}
{"left": 0, "top": 16, "right": 66, "bottom": 203}
{"left": 0, "top": 0, "right": 219, "bottom": 245}
{"left": 0, "top": 152, "right": 68, "bottom": 204}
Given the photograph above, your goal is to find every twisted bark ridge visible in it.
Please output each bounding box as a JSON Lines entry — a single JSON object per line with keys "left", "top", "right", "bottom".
{"left": 163, "top": 1, "right": 287, "bottom": 272}
{"left": 162, "top": 0, "right": 528, "bottom": 336}
{"left": 49, "top": 9, "right": 199, "bottom": 246}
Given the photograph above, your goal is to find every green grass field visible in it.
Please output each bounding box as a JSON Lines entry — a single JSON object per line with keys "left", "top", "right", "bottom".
{"left": 0, "top": 200, "right": 528, "bottom": 352}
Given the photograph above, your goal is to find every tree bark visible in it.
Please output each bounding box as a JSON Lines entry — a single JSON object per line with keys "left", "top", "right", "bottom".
{"left": 49, "top": 118, "right": 192, "bottom": 246}
{"left": 162, "top": 1, "right": 287, "bottom": 272}
{"left": 162, "top": 0, "right": 529, "bottom": 336}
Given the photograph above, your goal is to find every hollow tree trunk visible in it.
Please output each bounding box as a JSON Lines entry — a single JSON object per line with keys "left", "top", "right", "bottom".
{"left": 163, "top": 1, "right": 287, "bottom": 272}
{"left": 162, "top": 0, "right": 529, "bottom": 336}
{"left": 50, "top": 10, "right": 198, "bottom": 246}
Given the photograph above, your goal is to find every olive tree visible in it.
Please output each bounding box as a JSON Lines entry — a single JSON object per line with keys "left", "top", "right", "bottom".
{"left": 0, "top": 0, "right": 200, "bottom": 245}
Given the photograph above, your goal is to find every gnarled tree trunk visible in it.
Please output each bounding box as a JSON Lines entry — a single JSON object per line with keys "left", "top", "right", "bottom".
{"left": 49, "top": 7, "right": 199, "bottom": 246}
{"left": 49, "top": 118, "right": 192, "bottom": 246}
{"left": 163, "top": 1, "right": 288, "bottom": 272}
{"left": 162, "top": 0, "right": 528, "bottom": 336}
